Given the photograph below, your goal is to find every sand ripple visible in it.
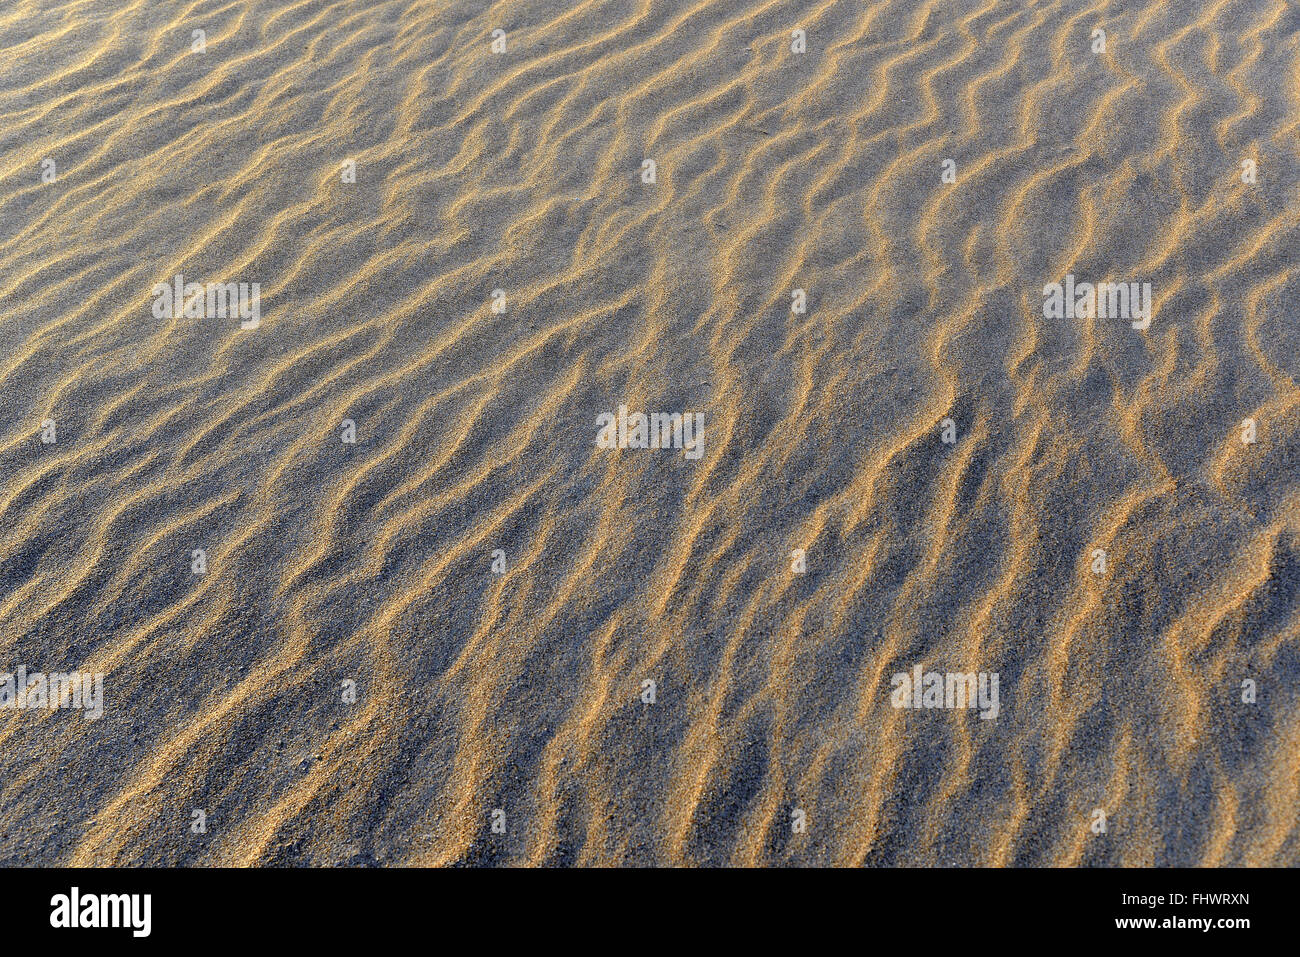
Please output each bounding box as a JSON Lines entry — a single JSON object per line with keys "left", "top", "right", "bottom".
{"left": 0, "top": 0, "right": 1297, "bottom": 865}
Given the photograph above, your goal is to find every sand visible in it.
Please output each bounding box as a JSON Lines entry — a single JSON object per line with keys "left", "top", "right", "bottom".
{"left": 0, "top": 0, "right": 1297, "bottom": 866}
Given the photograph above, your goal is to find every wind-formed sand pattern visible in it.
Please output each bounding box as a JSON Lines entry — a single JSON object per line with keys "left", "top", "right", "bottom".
{"left": 0, "top": 0, "right": 1297, "bottom": 866}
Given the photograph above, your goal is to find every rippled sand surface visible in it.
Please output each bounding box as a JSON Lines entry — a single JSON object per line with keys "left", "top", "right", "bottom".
{"left": 1, "top": 0, "right": 1298, "bottom": 866}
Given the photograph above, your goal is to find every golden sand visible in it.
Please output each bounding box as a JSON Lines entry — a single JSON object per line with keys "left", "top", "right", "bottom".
{"left": 0, "top": 0, "right": 1297, "bottom": 865}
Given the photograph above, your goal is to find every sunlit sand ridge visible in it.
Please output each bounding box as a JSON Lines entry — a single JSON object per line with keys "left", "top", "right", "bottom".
{"left": 0, "top": 0, "right": 1297, "bottom": 865}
